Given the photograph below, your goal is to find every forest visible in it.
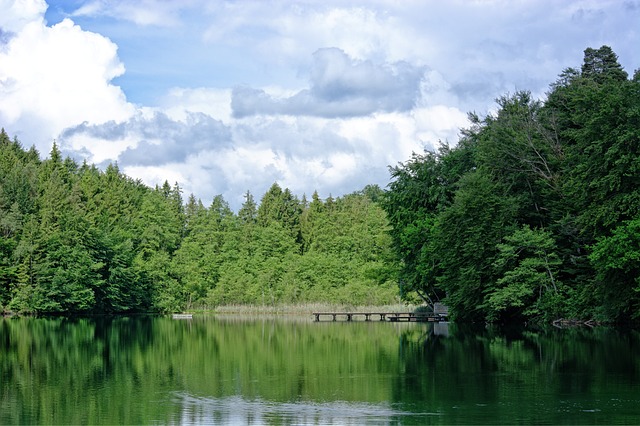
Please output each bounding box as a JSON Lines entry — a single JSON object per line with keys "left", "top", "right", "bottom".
{"left": 383, "top": 46, "right": 640, "bottom": 323}
{"left": 0, "top": 133, "right": 399, "bottom": 314}
{"left": 1, "top": 45, "right": 638, "bottom": 323}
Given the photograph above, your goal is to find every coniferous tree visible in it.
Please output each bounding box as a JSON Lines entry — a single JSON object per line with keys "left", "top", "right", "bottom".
{"left": 237, "top": 191, "right": 257, "bottom": 225}
{"left": 581, "top": 45, "right": 628, "bottom": 83}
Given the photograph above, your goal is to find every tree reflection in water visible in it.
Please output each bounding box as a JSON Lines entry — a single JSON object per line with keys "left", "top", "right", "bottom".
{"left": 1, "top": 316, "right": 638, "bottom": 424}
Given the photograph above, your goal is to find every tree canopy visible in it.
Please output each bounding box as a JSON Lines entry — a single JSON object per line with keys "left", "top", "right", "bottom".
{"left": 0, "top": 129, "right": 398, "bottom": 314}
{"left": 382, "top": 46, "right": 640, "bottom": 323}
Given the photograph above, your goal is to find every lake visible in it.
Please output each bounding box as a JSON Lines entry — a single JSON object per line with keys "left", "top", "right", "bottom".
{"left": 1, "top": 315, "right": 639, "bottom": 424}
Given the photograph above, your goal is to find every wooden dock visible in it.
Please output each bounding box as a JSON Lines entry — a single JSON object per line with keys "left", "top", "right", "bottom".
{"left": 312, "top": 312, "right": 448, "bottom": 322}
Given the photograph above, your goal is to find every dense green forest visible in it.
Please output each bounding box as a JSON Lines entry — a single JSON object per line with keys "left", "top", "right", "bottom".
{"left": 383, "top": 46, "right": 640, "bottom": 323}
{"left": 0, "top": 135, "right": 399, "bottom": 314}
{"left": 1, "top": 45, "right": 638, "bottom": 323}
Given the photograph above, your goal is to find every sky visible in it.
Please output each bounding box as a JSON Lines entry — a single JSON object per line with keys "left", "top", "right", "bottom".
{"left": 1, "top": 0, "right": 638, "bottom": 210}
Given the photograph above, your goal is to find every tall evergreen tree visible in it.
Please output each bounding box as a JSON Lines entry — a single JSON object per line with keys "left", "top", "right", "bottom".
{"left": 238, "top": 191, "right": 257, "bottom": 225}
{"left": 581, "top": 46, "right": 628, "bottom": 83}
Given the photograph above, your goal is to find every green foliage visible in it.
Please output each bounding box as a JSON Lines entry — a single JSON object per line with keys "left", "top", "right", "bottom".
{"left": 581, "top": 46, "right": 628, "bottom": 83}
{"left": 436, "top": 171, "right": 518, "bottom": 321}
{"left": 589, "top": 218, "right": 640, "bottom": 320}
{"left": 382, "top": 146, "right": 470, "bottom": 304}
{"left": 488, "top": 226, "right": 565, "bottom": 322}
{"left": 382, "top": 46, "right": 640, "bottom": 323}
{"left": 0, "top": 132, "right": 399, "bottom": 313}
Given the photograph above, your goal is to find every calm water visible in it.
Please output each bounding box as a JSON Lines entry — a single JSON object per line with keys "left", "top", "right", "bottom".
{"left": 1, "top": 315, "right": 639, "bottom": 425}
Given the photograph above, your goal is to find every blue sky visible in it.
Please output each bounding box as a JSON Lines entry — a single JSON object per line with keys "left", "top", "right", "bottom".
{"left": 1, "top": 0, "right": 638, "bottom": 210}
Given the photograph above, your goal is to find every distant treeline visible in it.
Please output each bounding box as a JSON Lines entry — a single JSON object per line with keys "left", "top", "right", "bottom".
{"left": 2, "top": 45, "right": 638, "bottom": 323}
{"left": 0, "top": 134, "right": 399, "bottom": 314}
{"left": 382, "top": 46, "right": 640, "bottom": 323}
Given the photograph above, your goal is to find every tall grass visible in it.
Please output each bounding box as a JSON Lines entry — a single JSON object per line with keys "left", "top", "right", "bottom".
{"left": 186, "top": 302, "right": 420, "bottom": 316}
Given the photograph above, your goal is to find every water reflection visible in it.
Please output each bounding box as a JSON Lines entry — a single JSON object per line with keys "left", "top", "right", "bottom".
{"left": 394, "top": 323, "right": 640, "bottom": 424}
{"left": 174, "top": 393, "right": 442, "bottom": 425}
{"left": 1, "top": 316, "right": 639, "bottom": 424}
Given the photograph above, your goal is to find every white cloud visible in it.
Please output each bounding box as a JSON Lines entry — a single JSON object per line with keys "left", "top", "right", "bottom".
{"left": 63, "top": 102, "right": 464, "bottom": 209}
{"left": 62, "top": 131, "right": 139, "bottom": 164}
{"left": 271, "top": 6, "right": 403, "bottom": 61}
{"left": 122, "top": 165, "right": 186, "bottom": 190}
{"left": 161, "top": 87, "right": 233, "bottom": 123}
{"left": 60, "top": 111, "right": 231, "bottom": 166}
{"left": 2, "top": 0, "right": 637, "bottom": 211}
{"left": 316, "top": 152, "right": 358, "bottom": 186}
{"left": 201, "top": 3, "right": 431, "bottom": 70}
{"left": 231, "top": 48, "right": 426, "bottom": 118}
{"left": 413, "top": 106, "right": 469, "bottom": 144}
{"left": 0, "top": 6, "right": 134, "bottom": 152}
{"left": 70, "top": 0, "right": 190, "bottom": 27}
{"left": 0, "top": 0, "right": 46, "bottom": 33}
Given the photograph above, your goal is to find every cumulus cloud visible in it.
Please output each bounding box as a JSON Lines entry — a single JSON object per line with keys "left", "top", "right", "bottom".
{"left": 0, "top": 3, "right": 133, "bottom": 152}
{"left": 231, "top": 48, "right": 426, "bottom": 118}
{"left": 0, "top": 0, "right": 46, "bottom": 33}
{"left": 57, "top": 103, "right": 468, "bottom": 210}
{"left": 160, "top": 87, "right": 233, "bottom": 123}
{"left": 200, "top": 1, "right": 636, "bottom": 112}
{"left": 202, "top": 3, "right": 429, "bottom": 69}
{"left": 0, "top": 1, "right": 474, "bottom": 209}
{"left": 3, "top": 0, "right": 637, "bottom": 211}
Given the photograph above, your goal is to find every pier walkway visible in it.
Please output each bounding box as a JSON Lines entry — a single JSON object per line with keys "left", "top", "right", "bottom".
{"left": 312, "top": 311, "right": 448, "bottom": 322}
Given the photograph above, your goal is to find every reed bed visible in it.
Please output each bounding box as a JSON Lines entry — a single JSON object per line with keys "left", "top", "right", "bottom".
{"left": 187, "top": 302, "right": 419, "bottom": 316}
